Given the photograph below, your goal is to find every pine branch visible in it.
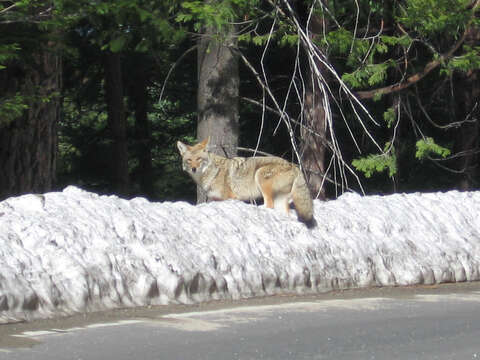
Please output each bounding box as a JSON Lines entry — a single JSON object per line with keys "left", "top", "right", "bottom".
{"left": 356, "top": 0, "right": 480, "bottom": 99}
{"left": 355, "top": 33, "right": 467, "bottom": 99}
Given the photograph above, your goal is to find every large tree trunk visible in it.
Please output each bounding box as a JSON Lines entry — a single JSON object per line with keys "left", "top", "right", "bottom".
{"left": 0, "top": 42, "right": 61, "bottom": 200}
{"left": 196, "top": 26, "right": 239, "bottom": 203}
{"left": 453, "top": 26, "right": 480, "bottom": 190}
{"left": 131, "top": 59, "right": 154, "bottom": 198}
{"left": 104, "top": 51, "right": 129, "bottom": 196}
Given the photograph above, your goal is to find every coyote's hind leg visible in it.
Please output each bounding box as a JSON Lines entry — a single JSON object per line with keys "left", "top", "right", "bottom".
{"left": 255, "top": 167, "right": 275, "bottom": 209}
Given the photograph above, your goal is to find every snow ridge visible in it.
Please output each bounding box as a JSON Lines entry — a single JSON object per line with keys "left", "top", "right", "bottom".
{"left": 1, "top": 186, "right": 479, "bottom": 323}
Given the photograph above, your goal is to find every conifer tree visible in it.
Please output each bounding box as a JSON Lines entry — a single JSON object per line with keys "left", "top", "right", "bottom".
{"left": 0, "top": 1, "right": 61, "bottom": 199}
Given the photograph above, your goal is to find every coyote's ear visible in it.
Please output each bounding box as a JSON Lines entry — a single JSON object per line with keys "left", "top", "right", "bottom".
{"left": 177, "top": 141, "right": 189, "bottom": 155}
{"left": 199, "top": 137, "right": 210, "bottom": 149}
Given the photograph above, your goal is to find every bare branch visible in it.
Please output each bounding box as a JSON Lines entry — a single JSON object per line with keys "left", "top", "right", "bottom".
{"left": 157, "top": 45, "right": 197, "bottom": 104}
{"left": 237, "top": 47, "right": 304, "bottom": 167}
{"left": 0, "top": 2, "right": 17, "bottom": 14}
{"left": 240, "top": 96, "right": 336, "bottom": 150}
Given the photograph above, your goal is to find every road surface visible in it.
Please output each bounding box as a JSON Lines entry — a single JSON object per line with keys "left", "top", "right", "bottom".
{"left": 1, "top": 282, "right": 480, "bottom": 359}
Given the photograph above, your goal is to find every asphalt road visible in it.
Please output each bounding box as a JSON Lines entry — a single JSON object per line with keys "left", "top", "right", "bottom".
{"left": 1, "top": 282, "right": 480, "bottom": 360}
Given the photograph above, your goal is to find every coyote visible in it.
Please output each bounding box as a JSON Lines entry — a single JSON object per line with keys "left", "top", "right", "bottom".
{"left": 177, "top": 138, "right": 315, "bottom": 227}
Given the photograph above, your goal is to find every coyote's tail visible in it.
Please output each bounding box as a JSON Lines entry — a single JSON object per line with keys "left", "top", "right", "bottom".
{"left": 292, "top": 172, "right": 316, "bottom": 228}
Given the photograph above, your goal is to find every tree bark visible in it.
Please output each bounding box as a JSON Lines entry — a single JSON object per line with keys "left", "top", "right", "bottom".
{"left": 196, "top": 26, "right": 239, "bottom": 203}
{"left": 104, "top": 50, "right": 129, "bottom": 196}
{"left": 0, "top": 42, "right": 61, "bottom": 200}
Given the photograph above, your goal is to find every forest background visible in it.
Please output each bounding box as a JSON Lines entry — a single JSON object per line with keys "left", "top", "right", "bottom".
{"left": 1, "top": 0, "right": 479, "bottom": 204}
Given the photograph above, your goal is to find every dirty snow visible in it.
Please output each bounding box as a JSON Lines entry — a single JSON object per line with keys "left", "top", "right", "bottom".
{"left": 0, "top": 186, "right": 479, "bottom": 323}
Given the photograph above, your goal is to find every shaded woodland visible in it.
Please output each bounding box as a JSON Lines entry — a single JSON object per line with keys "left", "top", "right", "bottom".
{"left": 1, "top": 0, "right": 479, "bottom": 203}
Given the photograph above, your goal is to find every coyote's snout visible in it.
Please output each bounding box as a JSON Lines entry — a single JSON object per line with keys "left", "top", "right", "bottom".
{"left": 177, "top": 138, "right": 315, "bottom": 227}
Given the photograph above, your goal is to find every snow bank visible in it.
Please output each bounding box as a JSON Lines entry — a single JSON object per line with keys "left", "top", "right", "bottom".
{"left": 1, "top": 186, "right": 479, "bottom": 323}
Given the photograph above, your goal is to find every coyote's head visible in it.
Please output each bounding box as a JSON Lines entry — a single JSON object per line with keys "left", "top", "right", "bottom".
{"left": 177, "top": 138, "right": 210, "bottom": 176}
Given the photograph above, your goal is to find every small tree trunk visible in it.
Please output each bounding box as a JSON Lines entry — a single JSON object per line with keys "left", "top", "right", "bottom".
{"left": 302, "top": 77, "right": 327, "bottom": 199}
{"left": 196, "top": 26, "right": 239, "bottom": 203}
{"left": 0, "top": 42, "right": 61, "bottom": 200}
{"left": 454, "top": 72, "right": 479, "bottom": 190}
{"left": 300, "top": 11, "right": 328, "bottom": 200}
{"left": 131, "top": 60, "right": 154, "bottom": 198}
{"left": 453, "top": 26, "right": 480, "bottom": 190}
{"left": 104, "top": 50, "right": 129, "bottom": 196}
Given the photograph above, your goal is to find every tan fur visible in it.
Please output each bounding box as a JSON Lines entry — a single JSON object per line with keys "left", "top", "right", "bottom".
{"left": 177, "top": 138, "right": 315, "bottom": 227}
